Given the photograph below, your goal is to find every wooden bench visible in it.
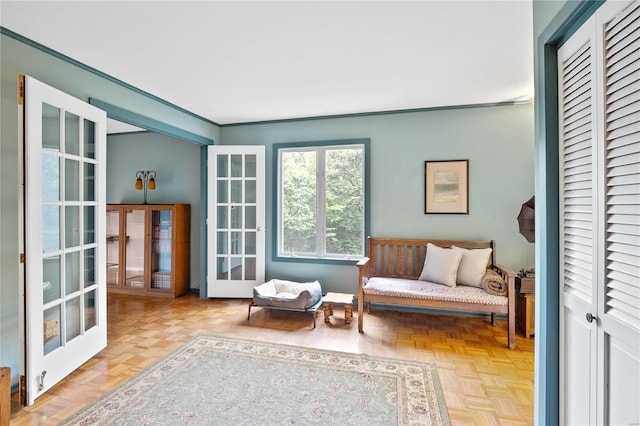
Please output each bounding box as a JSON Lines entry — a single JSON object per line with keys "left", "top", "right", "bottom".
{"left": 357, "top": 237, "right": 517, "bottom": 349}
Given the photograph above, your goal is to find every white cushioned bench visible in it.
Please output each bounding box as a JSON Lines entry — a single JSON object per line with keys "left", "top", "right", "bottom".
{"left": 357, "top": 237, "right": 517, "bottom": 349}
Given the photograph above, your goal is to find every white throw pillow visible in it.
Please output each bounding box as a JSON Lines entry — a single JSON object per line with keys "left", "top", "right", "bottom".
{"left": 452, "top": 246, "right": 493, "bottom": 288}
{"left": 418, "top": 243, "right": 464, "bottom": 287}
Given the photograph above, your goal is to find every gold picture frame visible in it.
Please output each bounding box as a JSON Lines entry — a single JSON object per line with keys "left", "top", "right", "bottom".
{"left": 424, "top": 160, "right": 469, "bottom": 214}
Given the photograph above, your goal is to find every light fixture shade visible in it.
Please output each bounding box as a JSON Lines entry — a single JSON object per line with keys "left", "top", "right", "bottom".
{"left": 135, "top": 178, "right": 143, "bottom": 190}
{"left": 517, "top": 196, "right": 535, "bottom": 243}
{"left": 148, "top": 178, "right": 156, "bottom": 190}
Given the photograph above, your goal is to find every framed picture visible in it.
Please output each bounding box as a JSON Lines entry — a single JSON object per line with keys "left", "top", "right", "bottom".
{"left": 424, "top": 160, "right": 469, "bottom": 214}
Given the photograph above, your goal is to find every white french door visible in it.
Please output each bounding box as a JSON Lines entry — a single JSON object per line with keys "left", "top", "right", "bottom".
{"left": 207, "top": 146, "right": 265, "bottom": 297}
{"left": 558, "top": 1, "right": 640, "bottom": 424}
{"left": 19, "top": 75, "right": 107, "bottom": 405}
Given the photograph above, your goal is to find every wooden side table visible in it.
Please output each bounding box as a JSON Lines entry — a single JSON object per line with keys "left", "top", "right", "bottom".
{"left": 322, "top": 292, "right": 354, "bottom": 325}
{"left": 516, "top": 277, "right": 535, "bottom": 338}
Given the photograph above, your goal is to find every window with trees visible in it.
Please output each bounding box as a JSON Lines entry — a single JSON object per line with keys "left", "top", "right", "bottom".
{"left": 275, "top": 139, "right": 369, "bottom": 263}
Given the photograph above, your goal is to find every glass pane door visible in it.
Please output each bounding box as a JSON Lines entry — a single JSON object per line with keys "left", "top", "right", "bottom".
{"left": 106, "top": 208, "right": 120, "bottom": 287}
{"left": 41, "top": 106, "right": 96, "bottom": 350}
{"left": 208, "top": 146, "right": 265, "bottom": 297}
{"left": 22, "top": 75, "right": 107, "bottom": 405}
{"left": 151, "top": 209, "right": 172, "bottom": 291}
{"left": 124, "top": 209, "right": 145, "bottom": 289}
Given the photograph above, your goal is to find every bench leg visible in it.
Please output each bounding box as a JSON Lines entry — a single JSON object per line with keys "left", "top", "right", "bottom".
{"left": 491, "top": 313, "right": 496, "bottom": 326}
{"left": 508, "top": 313, "right": 516, "bottom": 349}
{"left": 247, "top": 303, "right": 253, "bottom": 321}
{"left": 358, "top": 297, "right": 364, "bottom": 333}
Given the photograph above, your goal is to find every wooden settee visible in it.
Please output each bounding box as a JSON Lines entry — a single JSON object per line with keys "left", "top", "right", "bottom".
{"left": 357, "top": 237, "right": 517, "bottom": 349}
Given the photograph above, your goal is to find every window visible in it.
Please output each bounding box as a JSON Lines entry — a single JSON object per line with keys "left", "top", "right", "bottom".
{"left": 274, "top": 139, "right": 369, "bottom": 263}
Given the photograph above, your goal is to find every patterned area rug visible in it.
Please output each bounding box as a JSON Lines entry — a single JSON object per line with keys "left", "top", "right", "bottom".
{"left": 63, "top": 335, "right": 450, "bottom": 425}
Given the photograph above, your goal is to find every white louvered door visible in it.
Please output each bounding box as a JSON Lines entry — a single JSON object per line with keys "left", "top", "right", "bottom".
{"left": 558, "top": 18, "right": 598, "bottom": 425}
{"left": 596, "top": 2, "right": 640, "bottom": 424}
{"left": 559, "top": 1, "right": 640, "bottom": 424}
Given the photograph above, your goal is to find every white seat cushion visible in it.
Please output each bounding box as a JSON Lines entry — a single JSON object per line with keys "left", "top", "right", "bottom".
{"left": 364, "top": 277, "right": 507, "bottom": 306}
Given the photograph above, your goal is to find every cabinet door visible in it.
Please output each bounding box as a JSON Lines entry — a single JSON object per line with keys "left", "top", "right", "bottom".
{"left": 106, "top": 207, "right": 121, "bottom": 288}
{"left": 124, "top": 208, "right": 146, "bottom": 290}
{"left": 150, "top": 208, "right": 173, "bottom": 292}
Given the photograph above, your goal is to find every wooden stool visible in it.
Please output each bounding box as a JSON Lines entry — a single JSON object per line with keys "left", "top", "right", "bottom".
{"left": 322, "top": 292, "right": 354, "bottom": 325}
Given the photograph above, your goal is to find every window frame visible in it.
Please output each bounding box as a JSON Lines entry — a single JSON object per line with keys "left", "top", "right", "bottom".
{"left": 273, "top": 138, "right": 370, "bottom": 265}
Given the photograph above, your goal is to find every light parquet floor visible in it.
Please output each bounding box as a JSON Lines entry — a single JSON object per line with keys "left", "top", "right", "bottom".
{"left": 11, "top": 292, "right": 534, "bottom": 425}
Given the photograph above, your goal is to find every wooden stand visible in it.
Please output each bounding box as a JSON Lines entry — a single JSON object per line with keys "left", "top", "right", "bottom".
{"left": 322, "top": 292, "right": 354, "bottom": 325}
{"left": 516, "top": 277, "right": 535, "bottom": 338}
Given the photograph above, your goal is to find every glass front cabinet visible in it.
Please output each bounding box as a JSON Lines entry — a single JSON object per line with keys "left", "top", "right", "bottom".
{"left": 106, "top": 204, "right": 190, "bottom": 298}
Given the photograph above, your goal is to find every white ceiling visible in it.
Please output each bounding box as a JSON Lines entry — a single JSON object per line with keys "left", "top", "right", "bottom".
{"left": 1, "top": 1, "right": 534, "bottom": 125}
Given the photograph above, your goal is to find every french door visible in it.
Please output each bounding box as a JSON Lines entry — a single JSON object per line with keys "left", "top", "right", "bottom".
{"left": 558, "top": 1, "right": 639, "bottom": 424}
{"left": 207, "top": 146, "right": 265, "bottom": 297}
{"left": 19, "top": 75, "right": 107, "bottom": 405}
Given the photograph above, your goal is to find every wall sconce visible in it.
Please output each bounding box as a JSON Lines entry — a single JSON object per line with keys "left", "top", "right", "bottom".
{"left": 135, "top": 170, "right": 156, "bottom": 204}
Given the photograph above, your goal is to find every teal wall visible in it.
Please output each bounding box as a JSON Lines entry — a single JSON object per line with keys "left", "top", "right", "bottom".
{"left": 532, "top": 1, "right": 604, "bottom": 424}
{"left": 107, "top": 131, "right": 202, "bottom": 289}
{"left": 221, "top": 103, "right": 535, "bottom": 293}
{"left": 0, "top": 31, "right": 218, "bottom": 387}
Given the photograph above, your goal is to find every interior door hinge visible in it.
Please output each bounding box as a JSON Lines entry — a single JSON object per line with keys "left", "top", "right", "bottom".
{"left": 18, "top": 75, "right": 25, "bottom": 105}
{"left": 20, "top": 253, "right": 25, "bottom": 264}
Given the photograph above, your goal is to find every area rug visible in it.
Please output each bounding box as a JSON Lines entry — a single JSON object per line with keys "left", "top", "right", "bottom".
{"left": 63, "top": 335, "right": 450, "bottom": 425}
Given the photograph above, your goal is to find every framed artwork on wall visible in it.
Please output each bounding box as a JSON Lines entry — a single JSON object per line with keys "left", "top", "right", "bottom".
{"left": 424, "top": 159, "right": 469, "bottom": 214}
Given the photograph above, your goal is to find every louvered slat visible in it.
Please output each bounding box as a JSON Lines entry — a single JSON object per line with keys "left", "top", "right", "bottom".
{"left": 607, "top": 141, "right": 640, "bottom": 160}
{"left": 608, "top": 273, "right": 640, "bottom": 295}
{"left": 604, "top": 4, "right": 640, "bottom": 330}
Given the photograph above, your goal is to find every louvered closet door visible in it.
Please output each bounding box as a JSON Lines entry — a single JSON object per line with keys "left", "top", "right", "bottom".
{"left": 596, "top": 1, "right": 640, "bottom": 424}
{"left": 558, "top": 17, "right": 598, "bottom": 425}
{"left": 559, "top": 1, "right": 640, "bottom": 424}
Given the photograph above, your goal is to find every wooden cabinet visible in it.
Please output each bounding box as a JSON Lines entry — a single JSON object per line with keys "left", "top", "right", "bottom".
{"left": 106, "top": 204, "right": 190, "bottom": 298}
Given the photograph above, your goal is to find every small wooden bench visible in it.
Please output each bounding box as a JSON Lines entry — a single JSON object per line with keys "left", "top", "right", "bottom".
{"left": 357, "top": 237, "right": 517, "bottom": 349}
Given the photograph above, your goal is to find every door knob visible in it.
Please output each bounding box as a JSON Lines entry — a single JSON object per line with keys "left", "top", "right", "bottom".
{"left": 586, "top": 312, "right": 597, "bottom": 323}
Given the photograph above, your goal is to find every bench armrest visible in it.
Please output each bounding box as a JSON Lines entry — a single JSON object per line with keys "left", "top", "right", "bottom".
{"left": 357, "top": 257, "right": 371, "bottom": 288}
{"left": 356, "top": 257, "right": 370, "bottom": 333}
{"left": 493, "top": 263, "right": 517, "bottom": 349}
{"left": 356, "top": 257, "right": 370, "bottom": 267}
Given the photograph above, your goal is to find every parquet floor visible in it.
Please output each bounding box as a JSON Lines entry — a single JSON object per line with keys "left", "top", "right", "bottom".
{"left": 10, "top": 292, "right": 534, "bottom": 425}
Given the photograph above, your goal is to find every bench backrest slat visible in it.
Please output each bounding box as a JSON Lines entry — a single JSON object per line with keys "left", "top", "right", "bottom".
{"left": 366, "top": 237, "right": 497, "bottom": 279}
